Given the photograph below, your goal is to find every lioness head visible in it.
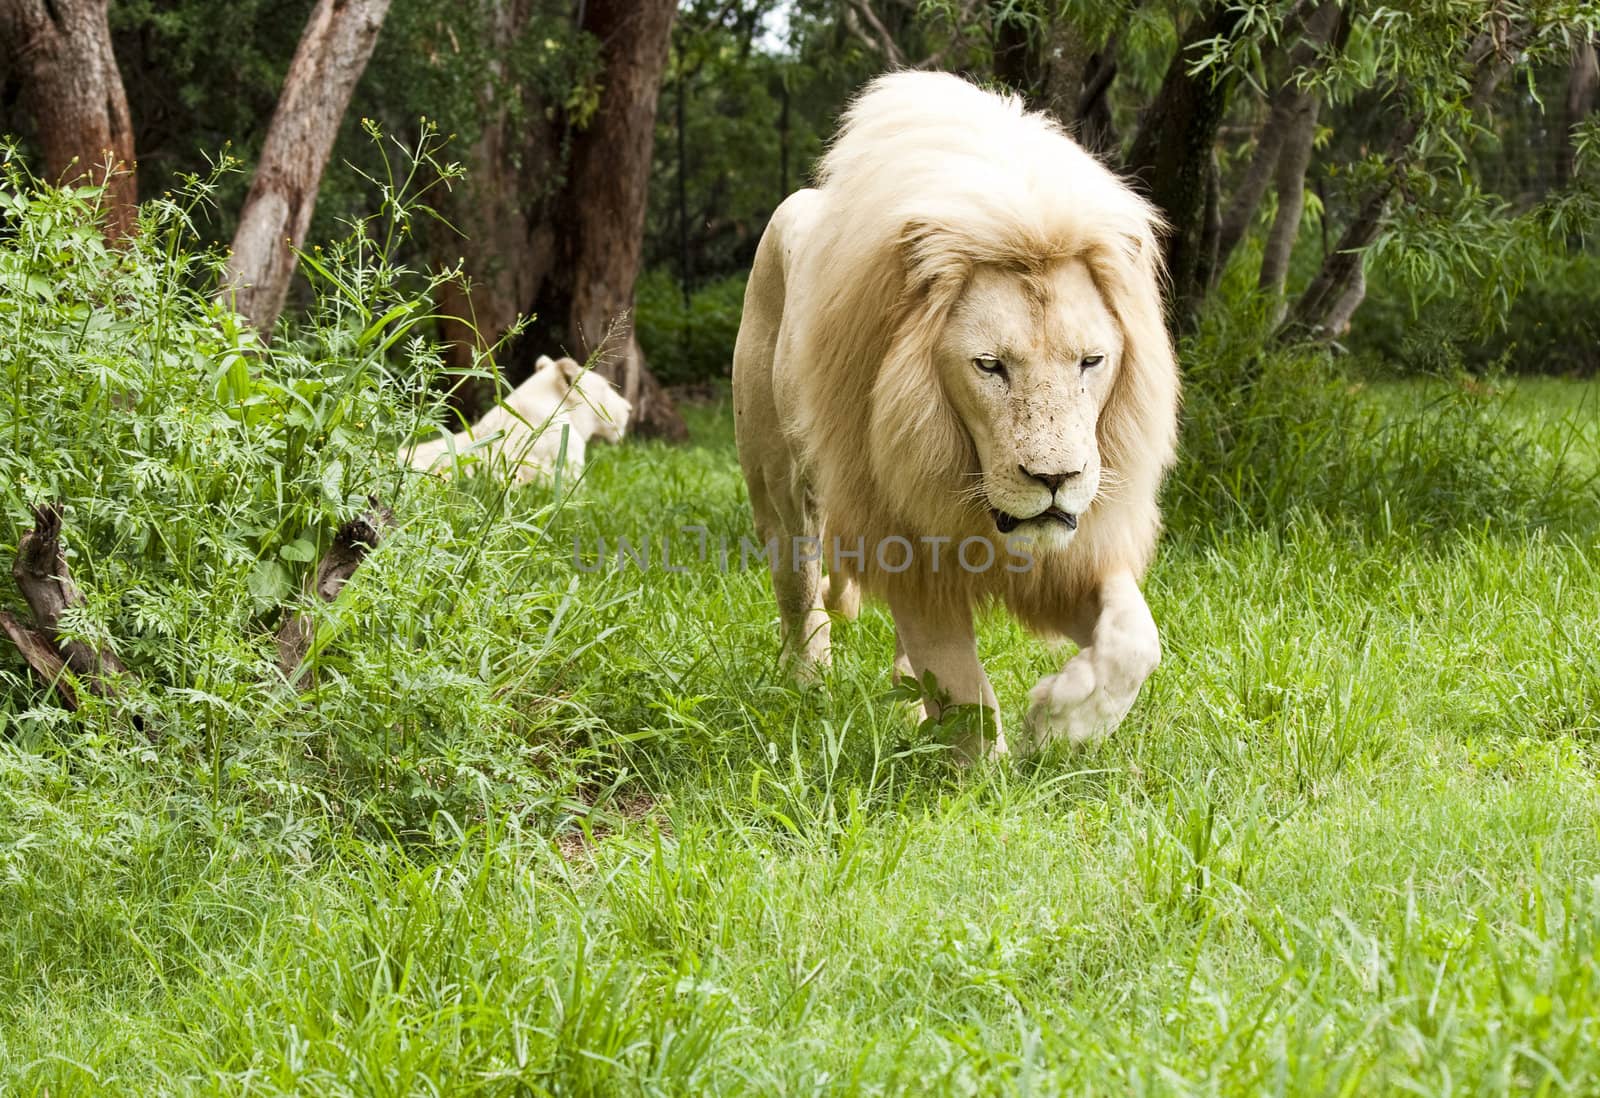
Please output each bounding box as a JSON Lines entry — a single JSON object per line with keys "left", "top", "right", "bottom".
{"left": 539, "top": 355, "right": 633, "bottom": 444}
{"left": 936, "top": 257, "right": 1121, "bottom": 552}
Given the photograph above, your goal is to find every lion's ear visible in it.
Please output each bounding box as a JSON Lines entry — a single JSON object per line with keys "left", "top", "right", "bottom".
{"left": 535, "top": 354, "right": 558, "bottom": 373}
{"left": 556, "top": 357, "right": 586, "bottom": 387}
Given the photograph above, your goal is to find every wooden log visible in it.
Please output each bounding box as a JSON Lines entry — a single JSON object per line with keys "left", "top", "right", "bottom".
{"left": 0, "top": 608, "right": 79, "bottom": 709}
{"left": 12, "top": 503, "right": 129, "bottom": 685}
{"left": 3, "top": 503, "right": 149, "bottom": 735}
{"left": 276, "top": 500, "right": 394, "bottom": 679}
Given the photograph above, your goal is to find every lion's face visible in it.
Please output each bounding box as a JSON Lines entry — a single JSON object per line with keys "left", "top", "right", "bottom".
{"left": 570, "top": 369, "right": 632, "bottom": 444}
{"left": 544, "top": 356, "right": 632, "bottom": 444}
{"left": 936, "top": 259, "right": 1121, "bottom": 551}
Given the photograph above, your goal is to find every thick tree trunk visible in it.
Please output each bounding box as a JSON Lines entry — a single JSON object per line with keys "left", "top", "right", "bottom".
{"left": 0, "top": 0, "right": 135, "bottom": 241}
{"left": 1258, "top": 94, "right": 1320, "bottom": 307}
{"left": 561, "top": 0, "right": 686, "bottom": 441}
{"left": 1215, "top": 0, "right": 1343, "bottom": 274}
{"left": 1322, "top": 256, "right": 1365, "bottom": 338}
{"left": 992, "top": 6, "right": 1042, "bottom": 109}
{"left": 991, "top": 11, "right": 1114, "bottom": 157}
{"left": 1127, "top": 4, "right": 1246, "bottom": 318}
{"left": 1075, "top": 45, "right": 1119, "bottom": 157}
{"left": 1557, "top": 38, "right": 1598, "bottom": 187}
{"left": 1196, "top": 153, "right": 1223, "bottom": 292}
{"left": 1042, "top": 21, "right": 1091, "bottom": 129}
{"left": 431, "top": 0, "right": 561, "bottom": 416}
{"left": 222, "top": 0, "right": 391, "bottom": 338}
{"left": 1215, "top": 114, "right": 1289, "bottom": 269}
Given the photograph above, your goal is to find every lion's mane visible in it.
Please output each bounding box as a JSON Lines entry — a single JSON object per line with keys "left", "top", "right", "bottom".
{"left": 784, "top": 72, "right": 1180, "bottom": 633}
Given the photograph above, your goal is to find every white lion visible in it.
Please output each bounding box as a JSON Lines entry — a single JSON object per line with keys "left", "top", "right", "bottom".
{"left": 732, "top": 72, "right": 1180, "bottom": 757}
{"left": 404, "top": 355, "right": 632, "bottom": 483}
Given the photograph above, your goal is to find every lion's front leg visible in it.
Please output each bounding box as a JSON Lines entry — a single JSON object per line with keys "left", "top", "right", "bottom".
{"left": 889, "top": 594, "right": 1006, "bottom": 760}
{"left": 1024, "top": 570, "right": 1160, "bottom": 748}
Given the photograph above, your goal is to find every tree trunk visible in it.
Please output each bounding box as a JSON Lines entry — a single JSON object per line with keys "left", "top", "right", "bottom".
{"left": 1075, "top": 44, "right": 1119, "bottom": 157}
{"left": 431, "top": 0, "right": 561, "bottom": 415}
{"left": 1215, "top": 111, "right": 1289, "bottom": 270}
{"left": 992, "top": 5, "right": 1042, "bottom": 109}
{"left": 1042, "top": 21, "right": 1092, "bottom": 130}
{"left": 561, "top": 0, "right": 686, "bottom": 441}
{"left": 1214, "top": 0, "right": 1343, "bottom": 274}
{"left": 994, "top": 10, "right": 1114, "bottom": 156}
{"left": 222, "top": 0, "right": 391, "bottom": 338}
{"left": 1279, "top": 24, "right": 1521, "bottom": 343}
{"left": 1127, "top": 4, "right": 1247, "bottom": 319}
{"left": 1322, "top": 255, "right": 1365, "bottom": 339}
{"left": 1196, "top": 152, "right": 1223, "bottom": 292}
{"left": 0, "top": 0, "right": 135, "bottom": 241}
{"left": 1278, "top": 114, "right": 1417, "bottom": 341}
{"left": 1258, "top": 93, "right": 1320, "bottom": 308}
{"left": 1556, "top": 37, "right": 1598, "bottom": 187}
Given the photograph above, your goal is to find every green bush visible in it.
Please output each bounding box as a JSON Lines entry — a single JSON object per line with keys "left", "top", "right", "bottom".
{"left": 634, "top": 269, "right": 747, "bottom": 386}
{"left": 1172, "top": 294, "right": 1596, "bottom": 538}
{"left": 0, "top": 148, "right": 608, "bottom": 838}
{"left": 1353, "top": 250, "right": 1600, "bottom": 378}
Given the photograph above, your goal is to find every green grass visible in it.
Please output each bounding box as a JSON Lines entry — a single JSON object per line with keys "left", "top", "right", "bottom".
{"left": 1369, "top": 375, "right": 1600, "bottom": 475}
{"left": 4, "top": 377, "right": 1600, "bottom": 1095}
{"left": 5, "top": 171, "right": 1600, "bottom": 1094}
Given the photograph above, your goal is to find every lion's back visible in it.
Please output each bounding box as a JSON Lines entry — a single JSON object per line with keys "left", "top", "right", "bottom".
{"left": 734, "top": 189, "right": 827, "bottom": 455}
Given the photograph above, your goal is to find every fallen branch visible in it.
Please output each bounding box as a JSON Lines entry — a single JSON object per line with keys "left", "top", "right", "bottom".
{"left": 3, "top": 503, "right": 147, "bottom": 735}
{"left": 0, "top": 608, "right": 78, "bottom": 709}
{"left": 11, "top": 503, "right": 130, "bottom": 688}
{"left": 276, "top": 499, "right": 394, "bottom": 680}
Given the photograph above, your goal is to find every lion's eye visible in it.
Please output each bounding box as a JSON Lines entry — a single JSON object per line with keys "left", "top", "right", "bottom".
{"left": 974, "top": 356, "right": 1006, "bottom": 377}
{"left": 1080, "top": 354, "right": 1104, "bottom": 370}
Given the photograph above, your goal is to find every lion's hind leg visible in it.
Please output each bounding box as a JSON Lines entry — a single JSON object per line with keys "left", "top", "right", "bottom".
{"left": 750, "top": 477, "right": 832, "bottom": 680}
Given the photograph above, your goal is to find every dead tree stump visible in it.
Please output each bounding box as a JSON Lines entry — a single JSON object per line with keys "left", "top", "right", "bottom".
{"left": 276, "top": 500, "right": 394, "bottom": 681}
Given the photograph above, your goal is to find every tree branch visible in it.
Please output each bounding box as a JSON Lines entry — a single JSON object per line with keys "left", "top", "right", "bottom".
{"left": 1215, "top": 0, "right": 1344, "bottom": 274}
{"left": 843, "top": 1, "right": 906, "bottom": 67}
{"left": 844, "top": 0, "right": 980, "bottom": 71}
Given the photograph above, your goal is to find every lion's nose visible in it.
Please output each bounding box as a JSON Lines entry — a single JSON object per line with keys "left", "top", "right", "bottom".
{"left": 1018, "top": 465, "right": 1082, "bottom": 493}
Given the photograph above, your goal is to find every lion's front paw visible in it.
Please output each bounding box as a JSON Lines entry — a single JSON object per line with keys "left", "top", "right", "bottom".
{"left": 1023, "top": 651, "right": 1145, "bottom": 750}
{"left": 783, "top": 610, "right": 833, "bottom": 682}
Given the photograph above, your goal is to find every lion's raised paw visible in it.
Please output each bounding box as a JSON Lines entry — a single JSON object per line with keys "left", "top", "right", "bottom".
{"left": 1023, "top": 656, "right": 1116, "bottom": 750}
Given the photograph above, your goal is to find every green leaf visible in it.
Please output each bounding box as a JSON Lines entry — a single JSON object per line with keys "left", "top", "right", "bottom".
{"left": 320, "top": 459, "right": 345, "bottom": 503}
{"left": 249, "top": 560, "right": 293, "bottom": 603}
{"left": 356, "top": 300, "right": 419, "bottom": 350}
{"left": 279, "top": 538, "right": 318, "bottom": 563}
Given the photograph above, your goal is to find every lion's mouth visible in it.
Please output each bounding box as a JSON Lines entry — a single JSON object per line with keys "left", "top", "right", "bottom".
{"left": 993, "top": 507, "right": 1078, "bottom": 534}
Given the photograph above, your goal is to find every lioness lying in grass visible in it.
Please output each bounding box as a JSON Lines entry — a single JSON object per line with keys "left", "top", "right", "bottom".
{"left": 404, "top": 355, "right": 632, "bottom": 483}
